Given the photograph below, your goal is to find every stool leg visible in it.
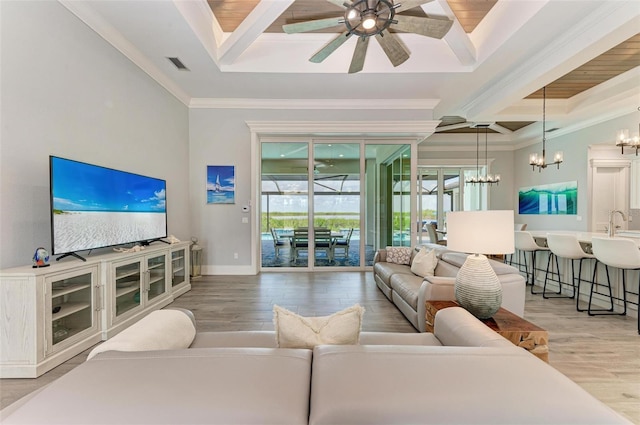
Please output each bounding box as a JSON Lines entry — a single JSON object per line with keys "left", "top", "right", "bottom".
{"left": 579, "top": 260, "right": 598, "bottom": 312}
{"left": 544, "top": 256, "right": 578, "bottom": 299}
{"left": 531, "top": 250, "right": 544, "bottom": 295}
{"left": 542, "top": 253, "right": 552, "bottom": 293}
{"left": 588, "top": 264, "right": 626, "bottom": 316}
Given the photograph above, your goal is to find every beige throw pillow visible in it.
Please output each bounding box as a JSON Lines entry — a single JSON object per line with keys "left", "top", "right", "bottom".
{"left": 273, "top": 304, "right": 364, "bottom": 349}
{"left": 410, "top": 246, "right": 438, "bottom": 277}
{"left": 385, "top": 246, "right": 412, "bottom": 265}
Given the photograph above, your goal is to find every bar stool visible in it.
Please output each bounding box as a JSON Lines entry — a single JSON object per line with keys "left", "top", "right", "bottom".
{"left": 543, "top": 234, "right": 596, "bottom": 311}
{"left": 506, "top": 224, "right": 527, "bottom": 265}
{"left": 590, "top": 237, "right": 640, "bottom": 334}
{"left": 514, "top": 231, "right": 550, "bottom": 294}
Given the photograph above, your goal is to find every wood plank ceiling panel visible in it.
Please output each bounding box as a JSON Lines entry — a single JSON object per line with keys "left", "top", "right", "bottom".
{"left": 527, "top": 33, "right": 640, "bottom": 99}
{"left": 447, "top": 0, "right": 497, "bottom": 33}
{"left": 208, "top": 0, "right": 493, "bottom": 33}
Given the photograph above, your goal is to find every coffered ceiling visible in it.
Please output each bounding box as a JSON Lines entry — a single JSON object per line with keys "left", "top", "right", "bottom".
{"left": 60, "top": 0, "right": 640, "bottom": 144}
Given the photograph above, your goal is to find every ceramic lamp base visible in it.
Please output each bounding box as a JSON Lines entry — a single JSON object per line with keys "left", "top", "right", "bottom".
{"left": 454, "top": 254, "right": 502, "bottom": 319}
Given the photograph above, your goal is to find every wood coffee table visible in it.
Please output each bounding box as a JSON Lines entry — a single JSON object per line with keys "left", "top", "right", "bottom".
{"left": 425, "top": 300, "right": 549, "bottom": 362}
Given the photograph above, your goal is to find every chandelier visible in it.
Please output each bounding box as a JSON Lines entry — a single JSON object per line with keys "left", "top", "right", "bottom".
{"left": 466, "top": 124, "right": 500, "bottom": 185}
{"left": 529, "top": 86, "right": 563, "bottom": 171}
{"left": 615, "top": 107, "right": 639, "bottom": 155}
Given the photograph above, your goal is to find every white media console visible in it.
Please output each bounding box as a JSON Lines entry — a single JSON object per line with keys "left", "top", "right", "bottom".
{"left": 0, "top": 241, "right": 191, "bottom": 378}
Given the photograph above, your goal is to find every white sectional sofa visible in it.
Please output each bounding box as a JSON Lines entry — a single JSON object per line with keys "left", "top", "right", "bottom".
{"left": 373, "top": 244, "right": 526, "bottom": 331}
{"left": 0, "top": 307, "right": 630, "bottom": 425}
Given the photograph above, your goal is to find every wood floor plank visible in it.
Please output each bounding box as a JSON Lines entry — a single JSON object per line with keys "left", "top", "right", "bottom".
{"left": 1, "top": 272, "right": 638, "bottom": 423}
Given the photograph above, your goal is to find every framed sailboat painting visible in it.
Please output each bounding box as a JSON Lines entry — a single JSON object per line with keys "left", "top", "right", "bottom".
{"left": 207, "top": 165, "right": 235, "bottom": 204}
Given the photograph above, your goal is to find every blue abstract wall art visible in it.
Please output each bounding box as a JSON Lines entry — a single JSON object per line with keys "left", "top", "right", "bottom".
{"left": 518, "top": 181, "right": 577, "bottom": 215}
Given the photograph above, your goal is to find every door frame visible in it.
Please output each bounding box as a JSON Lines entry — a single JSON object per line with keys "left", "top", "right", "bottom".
{"left": 249, "top": 121, "right": 436, "bottom": 273}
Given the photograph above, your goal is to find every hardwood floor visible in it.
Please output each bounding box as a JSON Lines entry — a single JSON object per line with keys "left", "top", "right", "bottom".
{"left": 1, "top": 271, "right": 638, "bottom": 423}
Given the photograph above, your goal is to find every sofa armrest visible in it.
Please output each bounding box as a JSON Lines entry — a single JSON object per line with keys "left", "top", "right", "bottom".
{"left": 434, "top": 307, "right": 514, "bottom": 348}
{"left": 416, "top": 276, "right": 457, "bottom": 332}
{"left": 373, "top": 249, "right": 387, "bottom": 263}
{"left": 422, "top": 276, "right": 456, "bottom": 301}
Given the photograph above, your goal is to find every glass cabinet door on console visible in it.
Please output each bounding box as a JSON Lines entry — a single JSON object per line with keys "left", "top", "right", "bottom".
{"left": 110, "top": 252, "right": 169, "bottom": 323}
{"left": 171, "top": 248, "right": 186, "bottom": 288}
{"left": 113, "top": 261, "right": 142, "bottom": 317}
{"left": 146, "top": 254, "right": 167, "bottom": 302}
{"left": 46, "top": 266, "right": 100, "bottom": 355}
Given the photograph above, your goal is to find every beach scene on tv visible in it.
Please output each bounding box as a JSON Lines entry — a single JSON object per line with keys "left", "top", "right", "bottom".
{"left": 51, "top": 158, "right": 167, "bottom": 254}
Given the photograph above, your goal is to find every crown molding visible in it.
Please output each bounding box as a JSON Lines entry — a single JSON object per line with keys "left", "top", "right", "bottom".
{"left": 245, "top": 120, "right": 440, "bottom": 139}
{"left": 190, "top": 98, "right": 440, "bottom": 110}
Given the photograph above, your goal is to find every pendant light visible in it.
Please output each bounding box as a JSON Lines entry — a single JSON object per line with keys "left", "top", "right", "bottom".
{"left": 529, "top": 86, "right": 563, "bottom": 171}
{"left": 466, "top": 124, "right": 500, "bottom": 185}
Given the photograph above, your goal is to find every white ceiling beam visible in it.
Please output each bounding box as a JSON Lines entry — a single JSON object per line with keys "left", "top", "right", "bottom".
{"left": 433, "top": 0, "right": 475, "bottom": 65}
{"left": 434, "top": 122, "right": 471, "bottom": 132}
{"left": 173, "top": 0, "right": 223, "bottom": 66}
{"left": 219, "top": 0, "right": 295, "bottom": 65}
{"left": 488, "top": 123, "right": 513, "bottom": 135}
{"left": 463, "top": 2, "right": 640, "bottom": 120}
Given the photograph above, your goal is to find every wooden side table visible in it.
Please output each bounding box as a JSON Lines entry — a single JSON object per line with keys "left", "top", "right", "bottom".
{"left": 425, "top": 300, "right": 549, "bottom": 362}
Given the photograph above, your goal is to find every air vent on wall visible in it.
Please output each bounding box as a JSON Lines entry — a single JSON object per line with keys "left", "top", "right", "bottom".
{"left": 167, "top": 57, "right": 189, "bottom": 71}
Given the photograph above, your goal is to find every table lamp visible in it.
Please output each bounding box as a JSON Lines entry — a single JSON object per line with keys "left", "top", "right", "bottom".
{"left": 445, "top": 210, "right": 515, "bottom": 319}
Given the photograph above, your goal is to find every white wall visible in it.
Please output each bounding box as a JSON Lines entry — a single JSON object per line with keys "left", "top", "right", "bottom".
{"left": 188, "top": 108, "right": 428, "bottom": 273}
{"left": 0, "top": 1, "right": 190, "bottom": 268}
{"left": 513, "top": 112, "right": 638, "bottom": 231}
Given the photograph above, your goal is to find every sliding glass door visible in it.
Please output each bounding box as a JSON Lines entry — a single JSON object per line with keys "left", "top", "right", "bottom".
{"left": 261, "top": 140, "right": 411, "bottom": 270}
{"left": 313, "top": 143, "right": 360, "bottom": 267}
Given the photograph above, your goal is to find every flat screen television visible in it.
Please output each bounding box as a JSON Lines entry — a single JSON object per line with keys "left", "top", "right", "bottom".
{"left": 50, "top": 156, "right": 167, "bottom": 260}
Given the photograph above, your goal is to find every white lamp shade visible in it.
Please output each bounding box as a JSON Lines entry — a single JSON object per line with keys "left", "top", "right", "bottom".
{"left": 446, "top": 210, "right": 515, "bottom": 255}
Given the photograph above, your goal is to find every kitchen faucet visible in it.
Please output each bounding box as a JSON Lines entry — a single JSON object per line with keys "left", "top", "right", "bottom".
{"left": 607, "top": 210, "right": 627, "bottom": 237}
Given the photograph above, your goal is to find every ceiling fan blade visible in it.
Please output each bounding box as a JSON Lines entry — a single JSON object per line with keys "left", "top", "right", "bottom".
{"left": 310, "top": 32, "right": 353, "bottom": 63}
{"left": 283, "top": 17, "right": 344, "bottom": 34}
{"left": 349, "top": 37, "right": 369, "bottom": 73}
{"left": 393, "top": 15, "right": 453, "bottom": 39}
{"left": 375, "top": 30, "right": 410, "bottom": 67}
{"left": 394, "top": 0, "right": 434, "bottom": 14}
{"left": 326, "top": 0, "right": 349, "bottom": 8}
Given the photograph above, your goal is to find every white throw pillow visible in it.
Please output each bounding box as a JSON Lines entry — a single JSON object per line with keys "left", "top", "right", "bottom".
{"left": 410, "top": 246, "right": 438, "bottom": 277}
{"left": 385, "top": 246, "right": 412, "bottom": 265}
{"left": 273, "top": 304, "right": 364, "bottom": 349}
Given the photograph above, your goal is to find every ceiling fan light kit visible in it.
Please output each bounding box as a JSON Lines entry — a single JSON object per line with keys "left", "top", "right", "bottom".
{"left": 282, "top": 0, "right": 453, "bottom": 73}
{"left": 529, "top": 86, "right": 563, "bottom": 172}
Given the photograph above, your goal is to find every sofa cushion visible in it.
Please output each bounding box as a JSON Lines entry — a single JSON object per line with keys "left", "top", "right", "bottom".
{"left": 373, "top": 261, "right": 414, "bottom": 285}
{"left": 191, "top": 331, "right": 278, "bottom": 348}
{"left": 389, "top": 273, "right": 424, "bottom": 310}
{"left": 190, "top": 331, "right": 443, "bottom": 348}
{"left": 3, "top": 348, "right": 312, "bottom": 425}
{"left": 385, "top": 246, "right": 412, "bottom": 265}
{"left": 410, "top": 246, "right": 438, "bottom": 277}
{"left": 359, "top": 332, "right": 442, "bottom": 346}
{"left": 309, "top": 345, "right": 629, "bottom": 425}
{"left": 273, "top": 304, "right": 364, "bottom": 349}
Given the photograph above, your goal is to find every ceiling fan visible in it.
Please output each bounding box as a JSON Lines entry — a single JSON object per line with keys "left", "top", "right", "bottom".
{"left": 282, "top": 0, "right": 454, "bottom": 73}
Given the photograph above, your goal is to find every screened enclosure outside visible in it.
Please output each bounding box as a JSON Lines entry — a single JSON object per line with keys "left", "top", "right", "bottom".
{"left": 261, "top": 141, "right": 411, "bottom": 269}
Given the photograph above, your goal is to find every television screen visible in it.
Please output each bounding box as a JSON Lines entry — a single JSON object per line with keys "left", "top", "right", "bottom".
{"left": 50, "top": 156, "right": 167, "bottom": 255}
